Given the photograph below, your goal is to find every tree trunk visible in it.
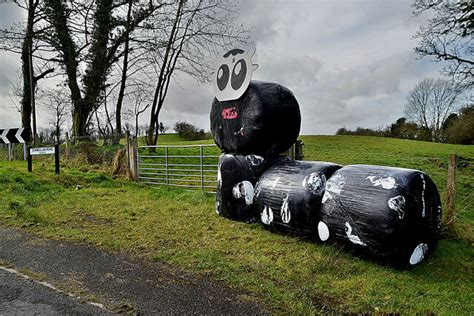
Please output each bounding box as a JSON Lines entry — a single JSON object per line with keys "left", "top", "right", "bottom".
{"left": 20, "top": 0, "right": 35, "bottom": 143}
{"left": 45, "top": 0, "right": 84, "bottom": 137}
{"left": 72, "top": 101, "right": 90, "bottom": 139}
{"left": 114, "top": 0, "right": 133, "bottom": 139}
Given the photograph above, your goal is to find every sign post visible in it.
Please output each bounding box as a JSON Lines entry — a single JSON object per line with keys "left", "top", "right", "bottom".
{"left": 28, "top": 144, "right": 60, "bottom": 175}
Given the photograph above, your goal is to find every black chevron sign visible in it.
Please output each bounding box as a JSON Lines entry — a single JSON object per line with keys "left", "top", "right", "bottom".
{"left": 0, "top": 128, "right": 29, "bottom": 144}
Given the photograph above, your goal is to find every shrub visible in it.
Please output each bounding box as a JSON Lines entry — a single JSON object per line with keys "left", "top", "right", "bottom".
{"left": 174, "top": 121, "right": 211, "bottom": 141}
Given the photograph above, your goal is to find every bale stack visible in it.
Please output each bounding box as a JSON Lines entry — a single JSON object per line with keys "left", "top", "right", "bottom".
{"left": 209, "top": 80, "right": 441, "bottom": 266}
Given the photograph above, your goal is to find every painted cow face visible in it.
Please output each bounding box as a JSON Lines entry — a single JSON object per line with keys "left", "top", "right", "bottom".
{"left": 212, "top": 48, "right": 258, "bottom": 102}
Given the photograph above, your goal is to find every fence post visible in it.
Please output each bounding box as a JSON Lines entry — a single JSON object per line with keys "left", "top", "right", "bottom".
{"left": 128, "top": 136, "right": 138, "bottom": 181}
{"left": 125, "top": 131, "right": 130, "bottom": 172}
{"left": 65, "top": 132, "right": 70, "bottom": 158}
{"left": 27, "top": 146, "right": 32, "bottom": 172}
{"left": 54, "top": 144, "right": 60, "bottom": 175}
{"left": 444, "top": 154, "right": 457, "bottom": 230}
{"left": 200, "top": 145, "right": 204, "bottom": 190}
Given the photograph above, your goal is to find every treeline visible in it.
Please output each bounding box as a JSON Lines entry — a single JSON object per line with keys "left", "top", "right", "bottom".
{"left": 337, "top": 106, "right": 473, "bottom": 145}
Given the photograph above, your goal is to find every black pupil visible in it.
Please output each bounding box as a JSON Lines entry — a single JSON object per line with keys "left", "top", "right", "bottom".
{"left": 231, "top": 59, "right": 247, "bottom": 91}
{"left": 217, "top": 65, "right": 229, "bottom": 91}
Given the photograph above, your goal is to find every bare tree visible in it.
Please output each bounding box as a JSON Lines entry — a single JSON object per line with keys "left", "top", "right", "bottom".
{"left": 38, "top": 87, "right": 70, "bottom": 143}
{"left": 413, "top": 0, "right": 473, "bottom": 89}
{"left": 405, "top": 78, "right": 460, "bottom": 142}
{"left": 39, "top": 0, "right": 163, "bottom": 138}
{"left": 145, "top": 0, "right": 249, "bottom": 145}
{"left": 124, "top": 81, "right": 153, "bottom": 137}
{"left": 0, "top": 0, "right": 55, "bottom": 142}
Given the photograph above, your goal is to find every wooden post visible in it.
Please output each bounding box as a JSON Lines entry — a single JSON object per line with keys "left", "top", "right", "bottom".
{"left": 128, "top": 136, "right": 138, "bottom": 181}
{"left": 27, "top": 146, "right": 32, "bottom": 172}
{"left": 125, "top": 130, "right": 130, "bottom": 173}
{"left": 444, "top": 154, "right": 457, "bottom": 229}
{"left": 65, "top": 132, "right": 70, "bottom": 158}
{"left": 54, "top": 144, "right": 60, "bottom": 175}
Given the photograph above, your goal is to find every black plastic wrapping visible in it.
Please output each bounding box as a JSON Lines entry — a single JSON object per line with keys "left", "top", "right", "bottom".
{"left": 210, "top": 80, "right": 301, "bottom": 157}
{"left": 216, "top": 153, "right": 272, "bottom": 221}
{"left": 318, "top": 165, "right": 442, "bottom": 266}
{"left": 253, "top": 160, "right": 341, "bottom": 237}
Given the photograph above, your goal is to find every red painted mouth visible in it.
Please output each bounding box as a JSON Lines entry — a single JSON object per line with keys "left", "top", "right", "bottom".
{"left": 222, "top": 107, "right": 238, "bottom": 120}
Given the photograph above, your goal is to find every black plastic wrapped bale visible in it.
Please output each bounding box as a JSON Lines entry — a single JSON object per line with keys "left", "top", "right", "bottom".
{"left": 210, "top": 80, "right": 301, "bottom": 157}
{"left": 216, "top": 153, "right": 272, "bottom": 221}
{"left": 318, "top": 165, "right": 442, "bottom": 266}
{"left": 253, "top": 160, "right": 341, "bottom": 237}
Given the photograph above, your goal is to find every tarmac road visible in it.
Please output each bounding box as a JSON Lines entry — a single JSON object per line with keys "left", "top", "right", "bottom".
{"left": 0, "top": 226, "right": 266, "bottom": 314}
{"left": 0, "top": 268, "right": 109, "bottom": 315}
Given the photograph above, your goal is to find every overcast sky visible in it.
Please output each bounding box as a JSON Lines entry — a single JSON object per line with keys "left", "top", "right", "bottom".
{"left": 0, "top": 0, "right": 442, "bottom": 135}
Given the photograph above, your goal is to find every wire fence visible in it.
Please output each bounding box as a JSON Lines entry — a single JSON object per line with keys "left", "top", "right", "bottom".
{"left": 0, "top": 143, "right": 27, "bottom": 161}
{"left": 137, "top": 144, "right": 220, "bottom": 193}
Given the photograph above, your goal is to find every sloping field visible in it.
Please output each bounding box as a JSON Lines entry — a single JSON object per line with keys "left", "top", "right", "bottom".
{"left": 0, "top": 135, "right": 472, "bottom": 314}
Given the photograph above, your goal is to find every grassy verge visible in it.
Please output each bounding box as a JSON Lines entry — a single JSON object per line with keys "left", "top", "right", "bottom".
{"left": 0, "top": 135, "right": 473, "bottom": 314}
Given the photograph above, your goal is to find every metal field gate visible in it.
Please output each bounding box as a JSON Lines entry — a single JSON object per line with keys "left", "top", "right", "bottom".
{"left": 137, "top": 144, "right": 220, "bottom": 192}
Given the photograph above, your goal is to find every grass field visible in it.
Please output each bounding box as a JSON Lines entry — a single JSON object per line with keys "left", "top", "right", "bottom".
{"left": 0, "top": 135, "right": 472, "bottom": 314}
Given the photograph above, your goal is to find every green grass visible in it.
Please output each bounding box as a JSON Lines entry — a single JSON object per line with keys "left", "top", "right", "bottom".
{"left": 0, "top": 135, "right": 473, "bottom": 314}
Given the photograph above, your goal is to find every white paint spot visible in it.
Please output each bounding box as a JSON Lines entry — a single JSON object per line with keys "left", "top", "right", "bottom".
{"left": 261, "top": 206, "right": 274, "bottom": 225}
{"left": 409, "top": 243, "right": 428, "bottom": 265}
{"left": 280, "top": 194, "right": 291, "bottom": 224}
{"left": 322, "top": 174, "right": 344, "bottom": 204}
{"left": 326, "top": 174, "right": 345, "bottom": 195}
{"left": 345, "top": 222, "right": 367, "bottom": 246}
{"left": 366, "top": 175, "right": 396, "bottom": 189}
{"left": 216, "top": 201, "right": 220, "bottom": 214}
{"left": 318, "top": 221, "right": 330, "bottom": 241}
{"left": 217, "top": 162, "right": 222, "bottom": 189}
{"left": 272, "top": 177, "right": 280, "bottom": 189}
{"left": 321, "top": 192, "right": 332, "bottom": 204}
{"left": 420, "top": 174, "right": 426, "bottom": 217}
{"left": 437, "top": 205, "right": 442, "bottom": 229}
{"left": 246, "top": 155, "right": 264, "bottom": 166}
{"left": 388, "top": 195, "right": 406, "bottom": 219}
{"left": 233, "top": 125, "right": 245, "bottom": 136}
{"left": 254, "top": 180, "right": 263, "bottom": 200}
{"left": 232, "top": 181, "right": 255, "bottom": 205}
{"left": 302, "top": 172, "right": 326, "bottom": 196}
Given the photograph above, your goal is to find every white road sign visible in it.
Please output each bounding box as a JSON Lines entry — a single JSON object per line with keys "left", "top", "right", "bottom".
{"left": 30, "top": 147, "right": 55, "bottom": 155}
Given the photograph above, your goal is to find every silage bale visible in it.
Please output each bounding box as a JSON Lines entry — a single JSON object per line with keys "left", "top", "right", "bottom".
{"left": 318, "top": 164, "right": 442, "bottom": 266}
{"left": 210, "top": 80, "right": 301, "bottom": 157}
{"left": 216, "top": 153, "right": 273, "bottom": 221}
{"left": 254, "top": 160, "right": 341, "bottom": 237}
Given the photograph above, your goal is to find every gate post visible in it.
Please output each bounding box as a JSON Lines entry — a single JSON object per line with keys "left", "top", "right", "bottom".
{"left": 128, "top": 135, "right": 138, "bottom": 181}
{"left": 444, "top": 154, "right": 457, "bottom": 230}
{"left": 200, "top": 145, "right": 204, "bottom": 190}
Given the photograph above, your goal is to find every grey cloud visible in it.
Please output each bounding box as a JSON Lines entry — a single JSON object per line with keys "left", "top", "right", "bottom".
{"left": 0, "top": 0, "right": 444, "bottom": 135}
{"left": 0, "top": 3, "right": 24, "bottom": 28}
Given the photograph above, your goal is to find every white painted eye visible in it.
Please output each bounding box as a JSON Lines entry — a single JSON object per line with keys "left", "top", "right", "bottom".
{"left": 218, "top": 68, "right": 223, "bottom": 78}
{"left": 234, "top": 61, "right": 241, "bottom": 75}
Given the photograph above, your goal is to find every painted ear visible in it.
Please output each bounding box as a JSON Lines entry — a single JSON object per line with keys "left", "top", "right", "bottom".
{"left": 250, "top": 46, "right": 256, "bottom": 57}
{"left": 208, "top": 70, "right": 215, "bottom": 83}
